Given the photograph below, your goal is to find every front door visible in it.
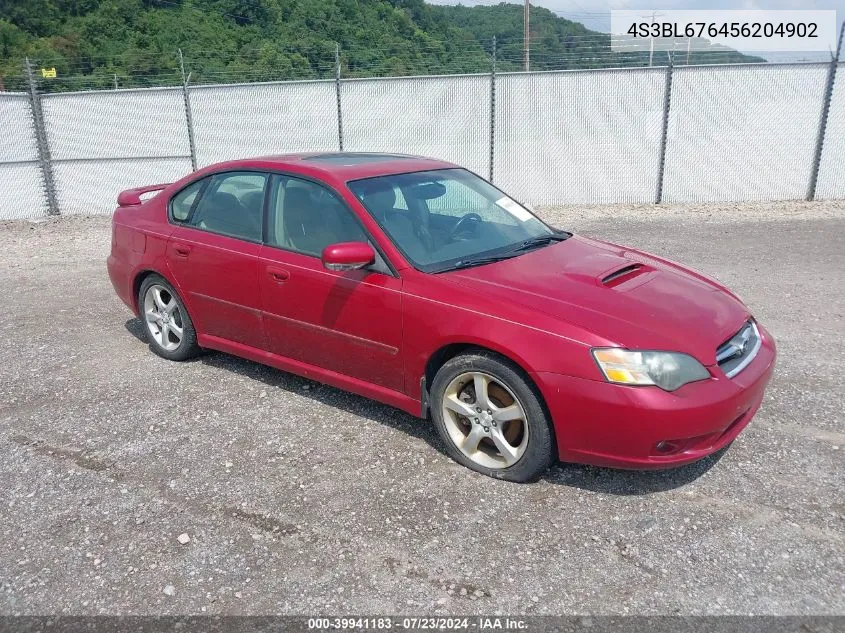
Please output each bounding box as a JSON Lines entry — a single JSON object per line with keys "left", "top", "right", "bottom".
{"left": 166, "top": 171, "right": 269, "bottom": 351}
{"left": 258, "top": 175, "right": 404, "bottom": 392}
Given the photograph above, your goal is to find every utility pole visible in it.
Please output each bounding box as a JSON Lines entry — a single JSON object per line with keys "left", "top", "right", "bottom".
{"left": 649, "top": 11, "right": 656, "bottom": 67}
{"left": 646, "top": 11, "right": 666, "bottom": 67}
{"left": 524, "top": 0, "right": 530, "bottom": 72}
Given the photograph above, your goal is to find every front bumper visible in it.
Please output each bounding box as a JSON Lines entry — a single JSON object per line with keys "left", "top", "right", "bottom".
{"left": 534, "top": 324, "right": 776, "bottom": 470}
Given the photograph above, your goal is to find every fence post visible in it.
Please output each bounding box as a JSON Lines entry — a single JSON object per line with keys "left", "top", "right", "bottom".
{"left": 654, "top": 54, "right": 674, "bottom": 204}
{"left": 25, "top": 58, "right": 59, "bottom": 216}
{"left": 335, "top": 43, "right": 344, "bottom": 152}
{"left": 489, "top": 35, "right": 496, "bottom": 182}
{"left": 806, "top": 22, "right": 843, "bottom": 201}
{"left": 179, "top": 49, "right": 198, "bottom": 171}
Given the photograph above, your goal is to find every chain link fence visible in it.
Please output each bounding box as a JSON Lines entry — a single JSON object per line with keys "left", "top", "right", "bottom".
{"left": 40, "top": 87, "right": 193, "bottom": 215}
{"left": 190, "top": 80, "right": 340, "bottom": 166}
{"left": 663, "top": 63, "right": 829, "bottom": 202}
{"left": 493, "top": 67, "right": 666, "bottom": 205}
{"left": 2, "top": 55, "right": 844, "bottom": 220}
{"left": 0, "top": 92, "right": 51, "bottom": 219}
{"left": 342, "top": 74, "right": 491, "bottom": 179}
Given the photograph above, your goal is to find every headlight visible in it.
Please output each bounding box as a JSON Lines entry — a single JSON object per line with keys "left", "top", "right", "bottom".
{"left": 591, "top": 348, "right": 710, "bottom": 391}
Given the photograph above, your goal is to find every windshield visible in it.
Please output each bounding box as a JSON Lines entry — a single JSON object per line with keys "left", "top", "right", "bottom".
{"left": 347, "top": 168, "right": 557, "bottom": 273}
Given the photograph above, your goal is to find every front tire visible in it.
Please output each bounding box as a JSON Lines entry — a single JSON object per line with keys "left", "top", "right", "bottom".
{"left": 138, "top": 274, "right": 200, "bottom": 362}
{"left": 430, "top": 350, "right": 555, "bottom": 482}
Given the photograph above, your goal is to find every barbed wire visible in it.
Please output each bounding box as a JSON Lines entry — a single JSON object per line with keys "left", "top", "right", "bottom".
{"left": 4, "top": 41, "right": 831, "bottom": 94}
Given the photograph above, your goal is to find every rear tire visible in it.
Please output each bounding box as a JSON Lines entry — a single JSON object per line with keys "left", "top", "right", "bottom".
{"left": 430, "top": 350, "right": 555, "bottom": 482}
{"left": 138, "top": 274, "right": 200, "bottom": 362}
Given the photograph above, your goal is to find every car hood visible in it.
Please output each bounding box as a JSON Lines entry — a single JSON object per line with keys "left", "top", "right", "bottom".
{"left": 439, "top": 235, "right": 749, "bottom": 365}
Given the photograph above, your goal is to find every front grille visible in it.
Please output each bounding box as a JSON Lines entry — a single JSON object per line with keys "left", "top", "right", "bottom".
{"left": 716, "top": 320, "right": 761, "bottom": 378}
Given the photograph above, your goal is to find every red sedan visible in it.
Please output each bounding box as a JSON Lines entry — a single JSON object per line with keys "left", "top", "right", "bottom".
{"left": 107, "top": 153, "right": 775, "bottom": 482}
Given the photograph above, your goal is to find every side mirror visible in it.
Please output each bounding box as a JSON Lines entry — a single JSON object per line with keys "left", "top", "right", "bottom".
{"left": 321, "top": 242, "right": 376, "bottom": 272}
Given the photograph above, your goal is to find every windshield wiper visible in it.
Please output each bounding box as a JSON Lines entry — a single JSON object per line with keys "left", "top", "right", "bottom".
{"left": 435, "top": 232, "right": 571, "bottom": 273}
{"left": 435, "top": 253, "right": 519, "bottom": 273}
{"left": 511, "top": 232, "right": 571, "bottom": 252}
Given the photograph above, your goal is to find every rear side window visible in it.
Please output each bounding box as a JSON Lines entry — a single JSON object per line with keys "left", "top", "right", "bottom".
{"left": 188, "top": 172, "right": 268, "bottom": 242}
{"left": 170, "top": 179, "right": 205, "bottom": 221}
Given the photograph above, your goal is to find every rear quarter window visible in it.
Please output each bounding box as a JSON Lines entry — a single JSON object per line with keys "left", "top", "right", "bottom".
{"left": 170, "top": 180, "right": 205, "bottom": 222}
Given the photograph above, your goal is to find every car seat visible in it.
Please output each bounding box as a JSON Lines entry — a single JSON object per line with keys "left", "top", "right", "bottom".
{"left": 283, "top": 188, "right": 335, "bottom": 255}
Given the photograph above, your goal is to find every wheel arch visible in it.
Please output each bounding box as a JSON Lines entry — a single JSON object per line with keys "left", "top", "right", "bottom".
{"left": 132, "top": 268, "right": 179, "bottom": 314}
{"left": 424, "top": 340, "right": 536, "bottom": 389}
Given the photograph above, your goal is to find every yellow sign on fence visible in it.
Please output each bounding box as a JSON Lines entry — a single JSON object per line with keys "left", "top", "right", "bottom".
{"left": 41, "top": 68, "right": 57, "bottom": 78}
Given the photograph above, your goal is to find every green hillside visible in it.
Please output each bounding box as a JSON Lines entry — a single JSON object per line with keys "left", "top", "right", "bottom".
{"left": 0, "top": 0, "right": 765, "bottom": 92}
{"left": 438, "top": 3, "right": 765, "bottom": 70}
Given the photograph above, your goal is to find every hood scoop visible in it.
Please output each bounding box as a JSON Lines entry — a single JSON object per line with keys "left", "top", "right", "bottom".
{"left": 601, "top": 263, "right": 646, "bottom": 287}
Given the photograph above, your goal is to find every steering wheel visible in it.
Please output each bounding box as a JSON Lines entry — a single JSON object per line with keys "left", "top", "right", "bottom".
{"left": 449, "top": 212, "right": 483, "bottom": 241}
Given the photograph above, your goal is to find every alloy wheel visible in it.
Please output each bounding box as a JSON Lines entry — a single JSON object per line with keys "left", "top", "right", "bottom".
{"left": 441, "top": 371, "right": 529, "bottom": 469}
{"left": 143, "top": 284, "right": 184, "bottom": 352}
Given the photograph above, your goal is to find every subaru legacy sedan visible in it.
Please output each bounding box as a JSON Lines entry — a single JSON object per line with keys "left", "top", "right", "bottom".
{"left": 107, "top": 153, "right": 775, "bottom": 482}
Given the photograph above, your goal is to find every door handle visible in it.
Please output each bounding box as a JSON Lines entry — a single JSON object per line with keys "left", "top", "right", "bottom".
{"left": 173, "top": 244, "right": 192, "bottom": 257}
{"left": 267, "top": 267, "right": 290, "bottom": 282}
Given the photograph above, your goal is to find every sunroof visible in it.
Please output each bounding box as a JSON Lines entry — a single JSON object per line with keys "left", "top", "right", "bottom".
{"left": 303, "top": 152, "right": 417, "bottom": 165}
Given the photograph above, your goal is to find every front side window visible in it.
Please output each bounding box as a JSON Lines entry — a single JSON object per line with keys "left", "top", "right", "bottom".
{"left": 267, "top": 175, "right": 368, "bottom": 257}
{"left": 188, "top": 171, "right": 267, "bottom": 242}
{"left": 347, "top": 169, "right": 555, "bottom": 272}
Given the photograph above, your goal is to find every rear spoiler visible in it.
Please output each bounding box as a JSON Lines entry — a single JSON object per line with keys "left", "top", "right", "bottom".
{"left": 117, "top": 183, "right": 171, "bottom": 207}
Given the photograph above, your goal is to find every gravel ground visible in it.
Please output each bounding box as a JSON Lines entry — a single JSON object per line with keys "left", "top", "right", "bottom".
{"left": 1, "top": 200, "right": 843, "bottom": 616}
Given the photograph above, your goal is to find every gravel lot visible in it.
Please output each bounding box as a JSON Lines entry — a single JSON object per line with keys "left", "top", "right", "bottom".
{"left": 1, "top": 200, "right": 843, "bottom": 616}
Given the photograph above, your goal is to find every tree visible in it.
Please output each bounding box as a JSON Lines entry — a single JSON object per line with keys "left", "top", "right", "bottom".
{"left": 0, "top": 0, "right": 764, "bottom": 92}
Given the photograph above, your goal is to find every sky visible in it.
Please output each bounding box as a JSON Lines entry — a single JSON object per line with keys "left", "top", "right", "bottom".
{"left": 427, "top": 0, "right": 842, "bottom": 48}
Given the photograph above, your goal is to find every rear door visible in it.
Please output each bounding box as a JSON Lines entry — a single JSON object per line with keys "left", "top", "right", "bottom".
{"left": 166, "top": 171, "right": 269, "bottom": 350}
{"left": 258, "top": 174, "right": 404, "bottom": 392}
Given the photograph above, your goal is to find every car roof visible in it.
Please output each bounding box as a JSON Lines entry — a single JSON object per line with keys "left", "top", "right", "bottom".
{"left": 203, "top": 152, "right": 459, "bottom": 182}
